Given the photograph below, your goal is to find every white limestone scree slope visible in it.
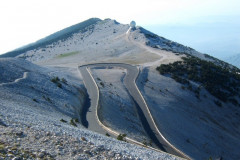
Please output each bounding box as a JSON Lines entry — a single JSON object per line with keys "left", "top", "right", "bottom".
{"left": 0, "top": 18, "right": 239, "bottom": 160}
{"left": 0, "top": 58, "right": 179, "bottom": 159}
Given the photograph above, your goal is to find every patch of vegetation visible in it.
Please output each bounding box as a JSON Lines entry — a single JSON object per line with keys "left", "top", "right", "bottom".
{"left": 51, "top": 76, "right": 62, "bottom": 88}
{"left": 156, "top": 56, "right": 240, "bottom": 105}
{"left": 99, "top": 82, "right": 104, "bottom": 87}
{"left": 33, "top": 99, "right": 38, "bottom": 103}
{"left": 57, "top": 83, "right": 62, "bottom": 88}
{"left": 117, "top": 134, "right": 127, "bottom": 141}
{"left": 74, "top": 118, "right": 79, "bottom": 123}
{"left": 42, "top": 95, "right": 52, "bottom": 103}
{"left": 61, "top": 78, "right": 67, "bottom": 84}
{"left": 106, "top": 133, "right": 110, "bottom": 137}
{"left": 142, "top": 139, "right": 152, "bottom": 146}
{"left": 144, "top": 33, "right": 158, "bottom": 39}
{"left": 51, "top": 77, "right": 60, "bottom": 83}
{"left": 214, "top": 100, "right": 222, "bottom": 107}
{"left": 60, "top": 119, "right": 67, "bottom": 123}
{"left": 143, "top": 141, "right": 147, "bottom": 146}
{"left": 70, "top": 118, "right": 77, "bottom": 127}
{"left": 229, "top": 98, "right": 239, "bottom": 106}
{"left": 57, "top": 51, "right": 79, "bottom": 58}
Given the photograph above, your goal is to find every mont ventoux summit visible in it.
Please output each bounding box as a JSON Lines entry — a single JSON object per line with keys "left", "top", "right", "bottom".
{"left": 0, "top": 18, "right": 240, "bottom": 160}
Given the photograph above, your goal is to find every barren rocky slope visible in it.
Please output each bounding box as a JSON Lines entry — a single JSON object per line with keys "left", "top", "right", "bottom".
{"left": 0, "top": 58, "right": 178, "bottom": 159}
{"left": 1, "top": 18, "right": 240, "bottom": 159}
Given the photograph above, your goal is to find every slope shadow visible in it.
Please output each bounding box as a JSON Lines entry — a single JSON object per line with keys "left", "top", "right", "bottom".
{"left": 81, "top": 91, "right": 91, "bottom": 128}
{"left": 132, "top": 98, "right": 166, "bottom": 152}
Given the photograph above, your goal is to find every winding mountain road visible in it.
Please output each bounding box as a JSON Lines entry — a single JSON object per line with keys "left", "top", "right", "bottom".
{"left": 79, "top": 63, "right": 190, "bottom": 159}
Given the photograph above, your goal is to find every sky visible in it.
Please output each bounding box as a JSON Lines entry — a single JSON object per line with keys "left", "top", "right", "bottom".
{"left": 144, "top": 15, "right": 240, "bottom": 58}
{"left": 0, "top": 0, "right": 240, "bottom": 58}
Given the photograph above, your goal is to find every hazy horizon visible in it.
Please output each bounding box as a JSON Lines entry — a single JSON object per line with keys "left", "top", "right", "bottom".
{"left": 144, "top": 15, "right": 240, "bottom": 59}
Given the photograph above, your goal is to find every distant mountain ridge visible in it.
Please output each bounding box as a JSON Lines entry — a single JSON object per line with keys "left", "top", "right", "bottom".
{"left": 224, "top": 53, "right": 240, "bottom": 68}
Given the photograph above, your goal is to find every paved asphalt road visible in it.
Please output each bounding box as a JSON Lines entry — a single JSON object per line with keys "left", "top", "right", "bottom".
{"left": 79, "top": 66, "right": 106, "bottom": 134}
{"left": 79, "top": 63, "right": 189, "bottom": 159}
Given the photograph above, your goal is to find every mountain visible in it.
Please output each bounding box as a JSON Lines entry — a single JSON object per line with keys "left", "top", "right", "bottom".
{"left": 224, "top": 53, "right": 240, "bottom": 68}
{"left": 0, "top": 18, "right": 209, "bottom": 64}
{"left": 0, "top": 18, "right": 240, "bottom": 160}
{"left": 0, "top": 18, "right": 101, "bottom": 58}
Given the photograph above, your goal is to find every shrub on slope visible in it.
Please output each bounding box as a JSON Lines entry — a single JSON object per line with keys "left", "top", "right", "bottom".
{"left": 157, "top": 56, "right": 240, "bottom": 106}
